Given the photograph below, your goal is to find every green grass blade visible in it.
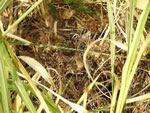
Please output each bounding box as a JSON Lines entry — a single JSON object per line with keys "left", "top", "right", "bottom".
{"left": 0, "top": 0, "right": 12, "bottom": 13}
{"left": 127, "top": 0, "right": 134, "bottom": 53}
{"left": 42, "top": 93, "right": 61, "bottom": 113}
{"left": 0, "top": 40, "right": 11, "bottom": 113}
{"left": 14, "top": 80, "right": 37, "bottom": 113}
{"left": 110, "top": 72, "right": 120, "bottom": 113}
{"left": 0, "top": 102, "right": 3, "bottom": 113}
{"left": 0, "top": 38, "right": 37, "bottom": 113}
{"left": 124, "top": 1, "right": 150, "bottom": 82}
{"left": 124, "top": 34, "right": 150, "bottom": 106}
{"left": 5, "top": 41, "right": 51, "bottom": 113}
{"left": 116, "top": 1, "right": 150, "bottom": 112}
{"left": 107, "top": 0, "right": 116, "bottom": 91}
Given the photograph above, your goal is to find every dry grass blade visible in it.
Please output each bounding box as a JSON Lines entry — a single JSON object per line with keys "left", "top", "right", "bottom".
{"left": 19, "top": 56, "right": 55, "bottom": 89}
{"left": 110, "top": 39, "right": 127, "bottom": 51}
{"left": 7, "top": 33, "right": 31, "bottom": 44}
{"left": 83, "top": 38, "right": 102, "bottom": 81}
{"left": 126, "top": 93, "right": 150, "bottom": 104}
{"left": 37, "top": 82, "right": 88, "bottom": 113}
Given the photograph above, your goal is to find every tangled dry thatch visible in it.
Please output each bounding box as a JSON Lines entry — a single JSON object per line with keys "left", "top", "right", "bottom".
{"left": 1, "top": 0, "right": 150, "bottom": 112}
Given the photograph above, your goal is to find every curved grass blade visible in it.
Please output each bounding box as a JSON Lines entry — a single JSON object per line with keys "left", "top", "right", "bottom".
{"left": 19, "top": 56, "right": 55, "bottom": 89}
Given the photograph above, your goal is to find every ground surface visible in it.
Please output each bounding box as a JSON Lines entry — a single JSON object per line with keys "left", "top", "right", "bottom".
{"left": 1, "top": 0, "right": 150, "bottom": 112}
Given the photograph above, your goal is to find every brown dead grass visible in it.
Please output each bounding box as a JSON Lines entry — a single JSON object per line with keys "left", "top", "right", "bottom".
{"left": 1, "top": 0, "right": 150, "bottom": 112}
